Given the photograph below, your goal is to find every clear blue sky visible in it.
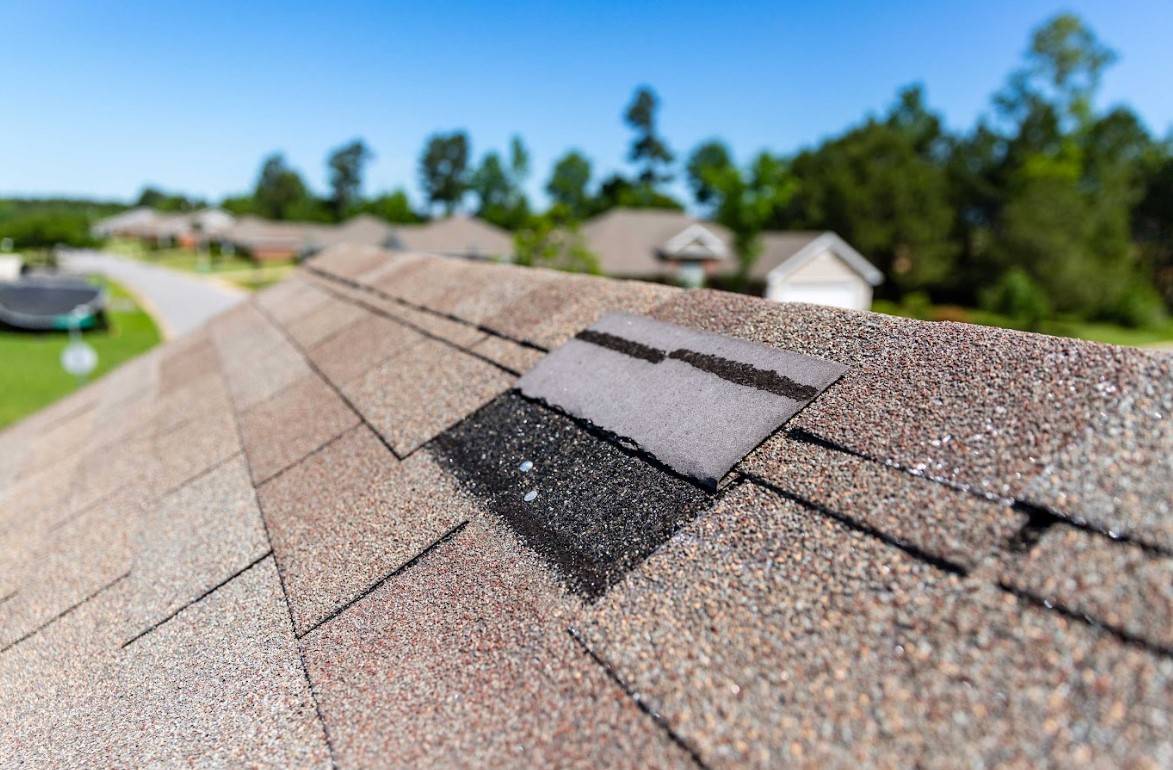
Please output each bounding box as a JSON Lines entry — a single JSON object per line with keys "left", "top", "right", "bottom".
{"left": 3, "top": 1, "right": 1171, "bottom": 208}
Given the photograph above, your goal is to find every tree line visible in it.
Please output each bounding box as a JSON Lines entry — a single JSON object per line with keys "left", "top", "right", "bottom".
{"left": 4, "top": 13, "right": 1171, "bottom": 328}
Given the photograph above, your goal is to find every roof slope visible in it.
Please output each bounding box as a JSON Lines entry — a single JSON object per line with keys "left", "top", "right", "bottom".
{"left": 582, "top": 208, "right": 735, "bottom": 277}
{"left": 1, "top": 245, "right": 1171, "bottom": 768}
{"left": 388, "top": 216, "right": 514, "bottom": 258}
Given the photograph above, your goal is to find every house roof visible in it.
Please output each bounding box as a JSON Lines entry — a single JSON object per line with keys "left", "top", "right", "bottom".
{"left": 387, "top": 216, "right": 514, "bottom": 258}
{"left": 306, "top": 214, "right": 396, "bottom": 252}
{"left": 1, "top": 245, "right": 1171, "bottom": 767}
{"left": 751, "top": 231, "right": 885, "bottom": 285}
{"left": 582, "top": 208, "right": 735, "bottom": 277}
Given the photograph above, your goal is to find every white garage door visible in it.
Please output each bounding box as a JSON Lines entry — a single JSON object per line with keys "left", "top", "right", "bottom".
{"left": 772, "top": 281, "right": 860, "bottom": 310}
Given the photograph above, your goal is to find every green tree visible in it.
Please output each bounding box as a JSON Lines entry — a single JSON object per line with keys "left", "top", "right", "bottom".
{"left": 986, "top": 13, "right": 1148, "bottom": 319}
{"left": 514, "top": 215, "right": 600, "bottom": 274}
{"left": 362, "top": 190, "right": 425, "bottom": 224}
{"left": 688, "top": 144, "right": 796, "bottom": 286}
{"left": 546, "top": 151, "right": 593, "bottom": 220}
{"left": 685, "top": 140, "right": 733, "bottom": 208}
{"left": 782, "top": 85, "right": 957, "bottom": 293}
{"left": 470, "top": 136, "right": 531, "bottom": 229}
{"left": 253, "top": 153, "right": 310, "bottom": 220}
{"left": 624, "top": 86, "right": 675, "bottom": 202}
{"left": 419, "top": 131, "right": 470, "bottom": 216}
{"left": 327, "top": 139, "right": 373, "bottom": 221}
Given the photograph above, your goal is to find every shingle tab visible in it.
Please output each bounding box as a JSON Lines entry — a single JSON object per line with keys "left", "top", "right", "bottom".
{"left": 741, "top": 433, "right": 1026, "bottom": 569}
{"left": 301, "top": 519, "right": 696, "bottom": 770}
{"left": 239, "top": 371, "right": 359, "bottom": 485}
{"left": 518, "top": 311, "right": 846, "bottom": 486}
{"left": 342, "top": 338, "right": 512, "bottom": 455}
{"left": 119, "top": 455, "right": 269, "bottom": 641}
{"left": 1001, "top": 525, "right": 1173, "bottom": 650}
{"left": 257, "top": 425, "right": 474, "bottom": 635}
{"left": 575, "top": 482, "right": 1173, "bottom": 768}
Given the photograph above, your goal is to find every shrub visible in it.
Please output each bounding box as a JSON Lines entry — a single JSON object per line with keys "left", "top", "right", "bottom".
{"left": 980, "top": 267, "right": 1052, "bottom": 331}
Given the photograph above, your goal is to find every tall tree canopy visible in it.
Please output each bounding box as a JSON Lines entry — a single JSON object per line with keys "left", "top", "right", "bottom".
{"left": 780, "top": 85, "right": 957, "bottom": 293}
{"left": 327, "top": 139, "right": 373, "bottom": 221}
{"left": 545, "top": 150, "right": 593, "bottom": 220}
{"left": 470, "top": 135, "right": 531, "bottom": 229}
{"left": 253, "top": 154, "right": 310, "bottom": 221}
{"left": 624, "top": 86, "right": 675, "bottom": 201}
{"left": 419, "top": 131, "right": 470, "bottom": 216}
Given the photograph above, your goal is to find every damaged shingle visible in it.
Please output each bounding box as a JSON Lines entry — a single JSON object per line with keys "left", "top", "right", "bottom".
{"left": 430, "top": 392, "right": 714, "bottom": 599}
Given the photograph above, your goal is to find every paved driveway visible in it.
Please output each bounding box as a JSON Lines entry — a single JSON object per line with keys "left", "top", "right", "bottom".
{"left": 60, "top": 249, "right": 246, "bottom": 339}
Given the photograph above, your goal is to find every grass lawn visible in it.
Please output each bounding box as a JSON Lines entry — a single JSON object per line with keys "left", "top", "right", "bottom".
{"left": 104, "top": 238, "right": 296, "bottom": 290}
{"left": 873, "top": 299, "right": 1173, "bottom": 349}
{"left": 0, "top": 277, "right": 162, "bottom": 429}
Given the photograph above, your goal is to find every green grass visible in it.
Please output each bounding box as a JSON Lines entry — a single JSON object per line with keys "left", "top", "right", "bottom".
{"left": 104, "top": 238, "right": 296, "bottom": 290}
{"left": 872, "top": 299, "right": 1173, "bottom": 349}
{"left": 0, "top": 277, "right": 162, "bottom": 429}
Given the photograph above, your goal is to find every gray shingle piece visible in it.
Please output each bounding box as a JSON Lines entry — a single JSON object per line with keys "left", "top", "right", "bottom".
{"left": 651, "top": 289, "right": 1158, "bottom": 505}
{"left": 119, "top": 455, "right": 269, "bottom": 640}
{"left": 1001, "top": 525, "right": 1173, "bottom": 649}
{"left": 239, "top": 371, "right": 359, "bottom": 485}
{"left": 742, "top": 433, "right": 1026, "bottom": 569}
{"left": 301, "top": 519, "right": 696, "bottom": 770}
{"left": 1025, "top": 354, "right": 1173, "bottom": 549}
{"left": 575, "top": 482, "right": 1173, "bottom": 769}
{"left": 257, "top": 426, "right": 473, "bottom": 635}
{"left": 518, "top": 311, "right": 847, "bottom": 486}
{"left": 342, "top": 338, "right": 512, "bottom": 455}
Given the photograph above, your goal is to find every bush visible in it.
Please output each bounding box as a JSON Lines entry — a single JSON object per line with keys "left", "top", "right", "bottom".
{"left": 1104, "top": 281, "right": 1168, "bottom": 329}
{"left": 980, "top": 268, "right": 1052, "bottom": 331}
{"left": 900, "top": 291, "right": 934, "bottom": 320}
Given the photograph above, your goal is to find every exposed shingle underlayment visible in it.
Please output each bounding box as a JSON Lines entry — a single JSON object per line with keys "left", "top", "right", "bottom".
{"left": 518, "top": 312, "right": 846, "bottom": 486}
{"left": 2, "top": 244, "right": 1171, "bottom": 768}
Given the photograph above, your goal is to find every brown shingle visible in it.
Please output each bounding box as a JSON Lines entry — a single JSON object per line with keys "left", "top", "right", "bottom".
{"left": 1001, "top": 525, "right": 1173, "bottom": 650}
{"left": 257, "top": 426, "right": 473, "bottom": 635}
{"left": 575, "top": 482, "right": 1173, "bottom": 768}
{"left": 741, "top": 433, "right": 1026, "bottom": 569}
{"left": 306, "top": 308, "right": 429, "bottom": 386}
{"left": 341, "top": 338, "right": 512, "bottom": 455}
{"left": 239, "top": 372, "right": 359, "bottom": 485}
{"left": 302, "top": 519, "right": 696, "bottom": 769}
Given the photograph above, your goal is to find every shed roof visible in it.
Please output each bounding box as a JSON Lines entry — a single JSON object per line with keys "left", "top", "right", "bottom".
{"left": 1, "top": 245, "right": 1170, "bottom": 768}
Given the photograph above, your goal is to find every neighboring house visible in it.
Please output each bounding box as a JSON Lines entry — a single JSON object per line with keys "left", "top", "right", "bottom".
{"left": 581, "top": 208, "right": 732, "bottom": 286}
{"left": 732, "top": 231, "right": 884, "bottom": 311}
{"left": 304, "top": 214, "right": 396, "bottom": 255}
{"left": 91, "top": 207, "right": 161, "bottom": 239}
{"left": 216, "top": 216, "right": 329, "bottom": 261}
{"left": 388, "top": 216, "right": 513, "bottom": 261}
{"left": 583, "top": 208, "right": 883, "bottom": 310}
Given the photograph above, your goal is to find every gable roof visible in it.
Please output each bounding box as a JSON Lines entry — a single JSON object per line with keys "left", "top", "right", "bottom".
{"left": 582, "top": 208, "right": 734, "bottom": 277}
{"left": 387, "top": 216, "right": 513, "bottom": 258}
{"left": 1, "top": 245, "right": 1170, "bottom": 767}
{"left": 759, "top": 231, "right": 884, "bottom": 285}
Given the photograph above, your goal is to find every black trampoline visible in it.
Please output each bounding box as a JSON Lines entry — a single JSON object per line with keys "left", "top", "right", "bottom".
{"left": 0, "top": 276, "right": 106, "bottom": 331}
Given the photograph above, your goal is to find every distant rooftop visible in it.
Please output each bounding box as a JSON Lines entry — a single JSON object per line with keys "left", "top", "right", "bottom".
{"left": 1, "top": 245, "right": 1170, "bottom": 767}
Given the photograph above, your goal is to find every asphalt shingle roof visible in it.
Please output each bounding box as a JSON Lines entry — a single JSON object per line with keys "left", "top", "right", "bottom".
{"left": 1, "top": 244, "right": 1171, "bottom": 768}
